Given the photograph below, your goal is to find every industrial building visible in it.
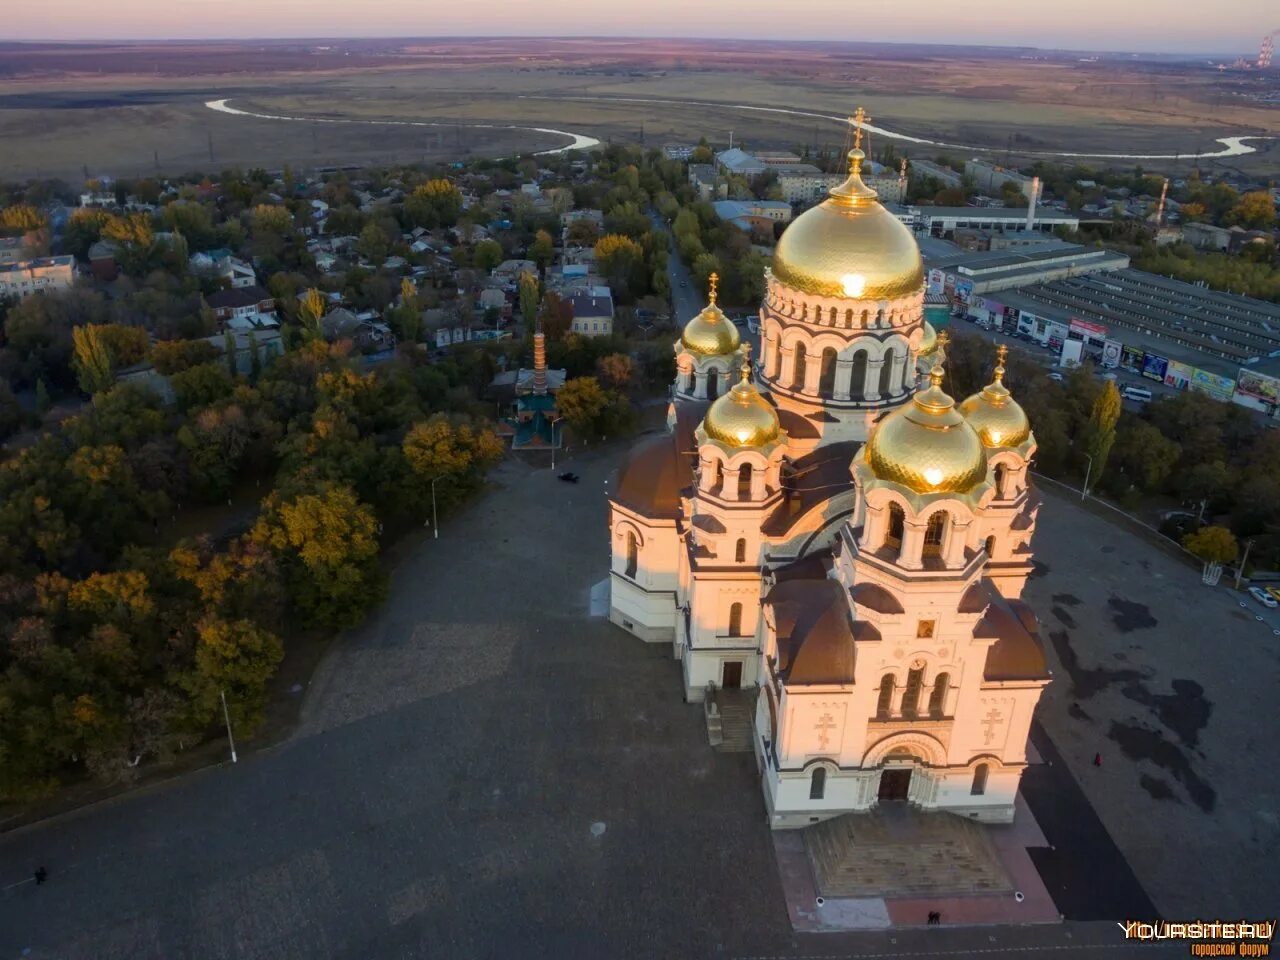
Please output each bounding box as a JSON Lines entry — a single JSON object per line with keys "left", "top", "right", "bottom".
{"left": 925, "top": 242, "right": 1130, "bottom": 299}
{"left": 901, "top": 205, "right": 1079, "bottom": 236}
{"left": 964, "top": 160, "right": 1038, "bottom": 201}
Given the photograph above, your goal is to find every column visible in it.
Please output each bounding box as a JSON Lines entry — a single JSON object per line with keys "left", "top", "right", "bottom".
{"left": 891, "top": 351, "right": 909, "bottom": 395}
{"left": 943, "top": 519, "right": 970, "bottom": 569}
{"left": 694, "top": 371, "right": 708, "bottom": 400}
{"left": 777, "top": 346, "right": 794, "bottom": 387}
{"left": 802, "top": 355, "right": 822, "bottom": 396}
{"left": 833, "top": 358, "right": 854, "bottom": 401}
{"left": 899, "top": 520, "right": 926, "bottom": 570}
{"left": 863, "top": 359, "right": 884, "bottom": 402}
{"left": 859, "top": 504, "right": 885, "bottom": 550}
{"left": 751, "top": 466, "right": 766, "bottom": 500}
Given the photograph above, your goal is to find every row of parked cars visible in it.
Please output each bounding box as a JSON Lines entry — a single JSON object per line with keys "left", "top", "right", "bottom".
{"left": 1248, "top": 585, "right": 1280, "bottom": 609}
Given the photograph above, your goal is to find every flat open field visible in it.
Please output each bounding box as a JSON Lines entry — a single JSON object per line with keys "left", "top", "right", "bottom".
{"left": 1, "top": 38, "right": 1277, "bottom": 181}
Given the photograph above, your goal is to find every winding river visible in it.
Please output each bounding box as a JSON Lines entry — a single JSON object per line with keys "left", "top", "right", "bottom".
{"left": 204, "top": 99, "right": 600, "bottom": 156}
{"left": 519, "top": 94, "right": 1273, "bottom": 160}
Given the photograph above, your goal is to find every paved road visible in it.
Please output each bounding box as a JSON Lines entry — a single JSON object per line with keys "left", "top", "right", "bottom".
{"left": 0, "top": 443, "right": 1254, "bottom": 960}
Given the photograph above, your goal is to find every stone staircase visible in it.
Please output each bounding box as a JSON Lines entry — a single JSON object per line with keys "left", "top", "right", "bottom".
{"left": 805, "top": 807, "right": 1012, "bottom": 899}
{"left": 705, "top": 687, "right": 756, "bottom": 753}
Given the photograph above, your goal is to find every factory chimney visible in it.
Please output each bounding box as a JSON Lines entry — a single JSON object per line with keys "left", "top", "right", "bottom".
{"left": 1025, "top": 176, "right": 1040, "bottom": 232}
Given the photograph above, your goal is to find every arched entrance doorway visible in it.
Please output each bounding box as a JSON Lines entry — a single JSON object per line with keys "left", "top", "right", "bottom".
{"left": 877, "top": 747, "right": 916, "bottom": 802}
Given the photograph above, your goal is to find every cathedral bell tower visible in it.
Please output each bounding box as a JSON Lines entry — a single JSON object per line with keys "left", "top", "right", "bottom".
{"left": 678, "top": 348, "right": 788, "bottom": 700}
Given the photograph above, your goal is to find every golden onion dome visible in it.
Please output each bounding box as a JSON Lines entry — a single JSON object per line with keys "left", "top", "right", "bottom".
{"left": 771, "top": 147, "right": 924, "bottom": 301}
{"left": 681, "top": 272, "right": 740, "bottom": 356}
{"left": 959, "top": 345, "right": 1031, "bottom": 448}
{"left": 703, "top": 356, "right": 781, "bottom": 448}
{"left": 865, "top": 363, "right": 987, "bottom": 494}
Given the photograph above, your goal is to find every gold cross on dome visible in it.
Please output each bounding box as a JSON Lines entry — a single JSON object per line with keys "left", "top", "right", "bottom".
{"left": 996, "top": 343, "right": 1008, "bottom": 365}
{"left": 851, "top": 106, "right": 869, "bottom": 152}
{"left": 708, "top": 272, "right": 719, "bottom": 304}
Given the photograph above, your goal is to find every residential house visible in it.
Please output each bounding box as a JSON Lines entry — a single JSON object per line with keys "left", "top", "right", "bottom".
{"left": 0, "top": 255, "right": 76, "bottom": 299}
{"left": 569, "top": 291, "right": 614, "bottom": 337}
{"left": 207, "top": 285, "right": 279, "bottom": 331}
{"left": 321, "top": 307, "right": 395, "bottom": 350}
{"left": 88, "top": 241, "right": 121, "bottom": 281}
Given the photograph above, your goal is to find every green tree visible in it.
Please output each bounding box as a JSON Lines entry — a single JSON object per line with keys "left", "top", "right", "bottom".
{"left": 180, "top": 616, "right": 284, "bottom": 733}
{"left": 518, "top": 271, "right": 540, "bottom": 329}
{"left": 357, "top": 221, "right": 392, "bottom": 263}
{"left": 72, "top": 324, "right": 115, "bottom": 395}
{"left": 404, "top": 179, "right": 463, "bottom": 229}
{"left": 402, "top": 414, "right": 504, "bottom": 508}
{"left": 474, "top": 238, "right": 504, "bottom": 272}
{"left": 529, "top": 229, "right": 555, "bottom": 271}
{"left": 1226, "top": 191, "right": 1276, "bottom": 230}
{"left": 1083, "top": 380, "right": 1121, "bottom": 486}
{"left": 556, "top": 376, "right": 610, "bottom": 439}
{"left": 299, "top": 287, "right": 326, "bottom": 342}
{"left": 594, "top": 234, "right": 646, "bottom": 302}
{"left": 0, "top": 203, "right": 47, "bottom": 232}
{"left": 1182, "top": 525, "right": 1238, "bottom": 565}
{"left": 595, "top": 353, "right": 633, "bottom": 390}
{"left": 169, "top": 361, "right": 235, "bottom": 412}
{"left": 250, "top": 484, "right": 384, "bottom": 629}
{"left": 151, "top": 339, "right": 221, "bottom": 375}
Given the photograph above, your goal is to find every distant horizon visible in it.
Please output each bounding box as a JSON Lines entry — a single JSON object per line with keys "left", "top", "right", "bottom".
{"left": 0, "top": 34, "right": 1260, "bottom": 59}
{"left": 2, "top": 0, "right": 1273, "bottom": 59}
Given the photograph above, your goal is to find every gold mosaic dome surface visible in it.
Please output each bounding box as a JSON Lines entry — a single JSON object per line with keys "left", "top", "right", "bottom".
{"left": 703, "top": 359, "right": 781, "bottom": 448}
{"left": 771, "top": 149, "right": 924, "bottom": 302}
{"left": 959, "top": 347, "right": 1031, "bottom": 448}
{"left": 865, "top": 364, "right": 987, "bottom": 494}
{"left": 681, "top": 273, "right": 740, "bottom": 356}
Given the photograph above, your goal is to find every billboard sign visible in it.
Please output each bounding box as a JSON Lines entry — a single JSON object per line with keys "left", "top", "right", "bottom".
{"left": 1120, "top": 345, "right": 1145, "bottom": 372}
{"left": 1046, "top": 320, "right": 1069, "bottom": 352}
{"left": 1189, "top": 368, "right": 1235, "bottom": 403}
{"left": 1101, "top": 339, "right": 1122, "bottom": 369}
{"left": 1060, "top": 339, "right": 1085, "bottom": 368}
{"left": 955, "top": 278, "right": 975, "bottom": 305}
{"left": 1069, "top": 317, "right": 1108, "bottom": 340}
{"left": 1165, "top": 360, "right": 1194, "bottom": 389}
{"left": 1236, "top": 368, "right": 1280, "bottom": 405}
{"left": 928, "top": 268, "right": 944, "bottom": 295}
{"left": 1141, "top": 353, "right": 1169, "bottom": 383}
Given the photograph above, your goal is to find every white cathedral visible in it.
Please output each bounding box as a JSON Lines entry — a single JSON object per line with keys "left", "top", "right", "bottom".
{"left": 607, "top": 135, "right": 1051, "bottom": 829}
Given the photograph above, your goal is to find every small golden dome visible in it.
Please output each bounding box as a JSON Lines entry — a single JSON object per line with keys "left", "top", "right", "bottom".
{"left": 865, "top": 363, "right": 987, "bottom": 494}
{"left": 959, "top": 345, "right": 1031, "bottom": 448}
{"left": 771, "top": 147, "right": 924, "bottom": 301}
{"left": 703, "top": 354, "right": 781, "bottom": 448}
{"left": 681, "top": 272, "right": 740, "bottom": 356}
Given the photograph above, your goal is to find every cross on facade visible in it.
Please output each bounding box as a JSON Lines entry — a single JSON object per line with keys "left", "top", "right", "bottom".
{"left": 708, "top": 272, "right": 719, "bottom": 304}
{"left": 982, "top": 707, "right": 1003, "bottom": 745}
{"left": 815, "top": 712, "right": 837, "bottom": 750}
{"left": 851, "top": 106, "right": 869, "bottom": 152}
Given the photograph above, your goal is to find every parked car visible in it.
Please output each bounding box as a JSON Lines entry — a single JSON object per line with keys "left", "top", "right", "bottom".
{"left": 1047, "top": 372, "right": 1064, "bottom": 383}
{"left": 1248, "top": 586, "right": 1277, "bottom": 609}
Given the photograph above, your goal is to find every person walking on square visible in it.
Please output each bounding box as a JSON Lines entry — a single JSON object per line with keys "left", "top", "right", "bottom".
{"left": 1093, "top": 752, "right": 1102, "bottom": 767}
{"left": 33, "top": 867, "right": 47, "bottom": 885}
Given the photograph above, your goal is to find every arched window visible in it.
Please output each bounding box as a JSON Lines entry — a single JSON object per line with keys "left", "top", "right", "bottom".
{"left": 923, "top": 511, "right": 947, "bottom": 557}
{"left": 792, "top": 343, "right": 807, "bottom": 390}
{"left": 994, "top": 463, "right": 1008, "bottom": 498}
{"left": 810, "top": 766, "right": 827, "bottom": 800}
{"left": 971, "top": 763, "right": 989, "bottom": 796}
{"left": 714, "top": 459, "right": 724, "bottom": 493}
{"left": 984, "top": 535, "right": 996, "bottom": 560}
{"left": 860, "top": 309, "right": 869, "bottom": 327}
{"left": 885, "top": 503, "right": 905, "bottom": 549}
{"left": 685, "top": 368, "right": 695, "bottom": 393}
{"left": 879, "top": 348, "right": 897, "bottom": 395}
{"left": 828, "top": 306, "right": 837, "bottom": 325}
{"left": 876, "top": 674, "right": 895, "bottom": 719}
{"left": 849, "top": 349, "right": 869, "bottom": 397}
{"left": 928, "top": 672, "right": 949, "bottom": 719}
{"left": 625, "top": 531, "right": 638, "bottom": 578}
{"left": 818, "top": 347, "right": 837, "bottom": 398}
{"left": 902, "top": 668, "right": 924, "bottom": 719}
{"left": 845, "top": 308, "right": 854, "bottom": 327}
{"left": 735, "top": 538, "right": 747, "bottom": 563}
{"left": 728, "top": 602, "right": 743, "bottom": 637}
{"left": 706, "top": 369, "right": 719, "bottom": 400}
{"left": 737, "top": 463, "right": 752, "bottom": 500}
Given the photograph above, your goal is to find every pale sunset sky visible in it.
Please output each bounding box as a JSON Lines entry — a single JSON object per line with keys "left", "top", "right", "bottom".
{"left": 6, "top": 0, "right": 1275, "bottom": 54}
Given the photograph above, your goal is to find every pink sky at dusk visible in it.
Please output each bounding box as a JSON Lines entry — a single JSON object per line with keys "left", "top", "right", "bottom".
{"left": 7, "top": 0, "right": 1276, "bottom": 54}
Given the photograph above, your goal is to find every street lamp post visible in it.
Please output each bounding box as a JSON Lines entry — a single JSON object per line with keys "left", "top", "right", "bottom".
{"left": 550, "top": 416, "right": 565, "bottom": 470}
{"left": 220, "top": 689, "right": 238, "bottom": 764}
{"left": 1235, "top": 538, "right": 1255, "bottom": 591}
{"left": 429, "top": 476, "right": 445, "bottom": 540}
{"left": 1081, "top": 453, "right": 1095, "bottom": 502}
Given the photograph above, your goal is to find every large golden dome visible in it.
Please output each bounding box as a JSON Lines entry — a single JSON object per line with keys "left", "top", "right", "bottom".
{"left": 703, "top": 359, "right": 781, "bottom": 447}
{"left": 959, "top": 345, "right": 1031, "bottom": 448}
{"left": 865, "top": 364, "right": 987, "bottom": 494}
{"left": 681, "top": 273, "right": 740, "bottom": 356}
{"left": 771, "top": 148, "right": 924, "bottom": 301}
